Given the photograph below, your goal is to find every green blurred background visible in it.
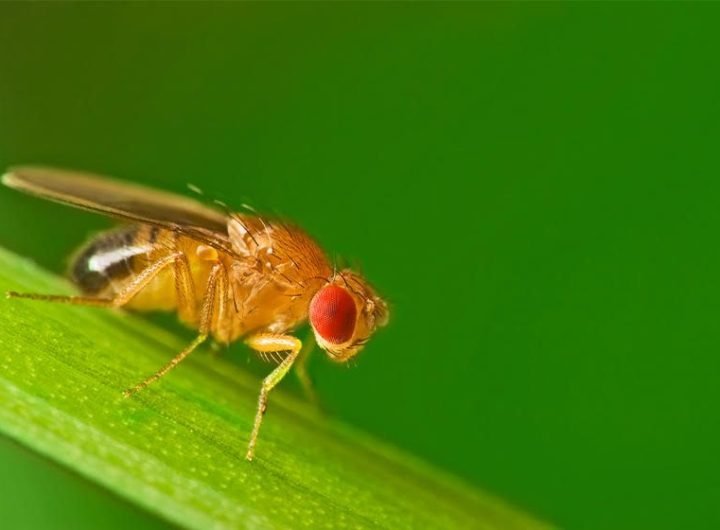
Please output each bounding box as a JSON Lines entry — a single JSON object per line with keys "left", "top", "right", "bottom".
{"left": 1, "top": 4, "right": 719, "bottom": 529}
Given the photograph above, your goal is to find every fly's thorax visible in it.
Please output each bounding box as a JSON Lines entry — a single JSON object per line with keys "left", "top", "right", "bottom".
{"left": 224, "top": 257, "right": 329, "bottom": 340}
{"left": 227, "top": 215, "right": 331, "bottom": 281}
{"left": 221, "top": 213, "right": 335, "bottom": 338}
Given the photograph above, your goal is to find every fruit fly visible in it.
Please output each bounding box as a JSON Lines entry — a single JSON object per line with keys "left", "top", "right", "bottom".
{"left": 2, "top": 166, "right": 389, "bottom": 460}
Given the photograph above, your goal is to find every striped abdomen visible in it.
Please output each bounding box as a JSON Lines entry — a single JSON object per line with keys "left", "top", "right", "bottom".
{"left": 69, "top": 225, "right": 215, "bottom": 316}
{"left": 70, "top": 225, "right": 156, "bottom": 295}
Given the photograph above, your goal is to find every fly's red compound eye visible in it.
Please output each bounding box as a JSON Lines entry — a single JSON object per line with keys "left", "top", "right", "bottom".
{"left": 309, "top": 285, "right": 357, "bottom": 344}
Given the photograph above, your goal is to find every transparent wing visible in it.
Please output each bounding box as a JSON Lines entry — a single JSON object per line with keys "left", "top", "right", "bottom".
{"left": 2, "top": 166, "right": 235, "bottom": 254}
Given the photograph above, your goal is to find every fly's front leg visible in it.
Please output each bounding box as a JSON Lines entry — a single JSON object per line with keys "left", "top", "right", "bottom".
{"left": 244, "top": 333, "right": 302, "bottom": 461}
{"left": 6, "top": 252, "right": 181, "bottom": 308}
{"left": 123, "top": 262, "right": 227, "bottom": 397}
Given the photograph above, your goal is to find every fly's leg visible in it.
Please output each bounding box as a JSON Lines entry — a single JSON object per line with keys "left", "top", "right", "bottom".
{"left": 294, "top": 333, "right": 319, "bottom": 406}
{"left": 244, "top": 333, "right": 302, "bottom": 461}
{"left": 173, "top": 251, "right": 198, "bottom": 325}
{"left": 123, "top": 262, "right": 227, "bottom": 398}
{"left": 6, "top": 252, "right": 184, "bottom": 308}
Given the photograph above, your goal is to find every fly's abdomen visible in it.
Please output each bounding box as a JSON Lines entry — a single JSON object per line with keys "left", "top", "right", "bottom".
{"left": 70, "top": 225, "right": 153, "bottom": 295}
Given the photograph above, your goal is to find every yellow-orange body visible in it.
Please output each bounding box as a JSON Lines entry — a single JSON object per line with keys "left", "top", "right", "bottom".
{"left": 72, "top": 217, "right": 333, "bottom": 344}
{"left": 3, "top": 165, "right": 388, "bottom": 460}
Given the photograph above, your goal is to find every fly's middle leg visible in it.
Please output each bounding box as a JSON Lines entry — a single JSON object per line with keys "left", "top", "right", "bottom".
{"left": 123, "top": 261, "right": 228, "bottom": 398}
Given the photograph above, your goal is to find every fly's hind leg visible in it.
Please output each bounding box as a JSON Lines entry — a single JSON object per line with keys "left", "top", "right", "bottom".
{"left": 6, "top": 252, "right": 184, "bottom": 308}
{"left": 123, "top": 261, "right": 227, "bottom": 398}
{"left": 244, "top": 333, "right": 303, "bottom": 461}
{"left": 7, "top": 250, "right": 209, "bottom": 397}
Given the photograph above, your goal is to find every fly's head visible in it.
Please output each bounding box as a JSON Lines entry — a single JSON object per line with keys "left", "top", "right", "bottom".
{"left": 309, "top": 269, "right": 389, "bottom": 362}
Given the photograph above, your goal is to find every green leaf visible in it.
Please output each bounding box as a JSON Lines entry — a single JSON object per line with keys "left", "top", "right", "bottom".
{"left": 0, "top": 246, "right": 552, "bottom": 530}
